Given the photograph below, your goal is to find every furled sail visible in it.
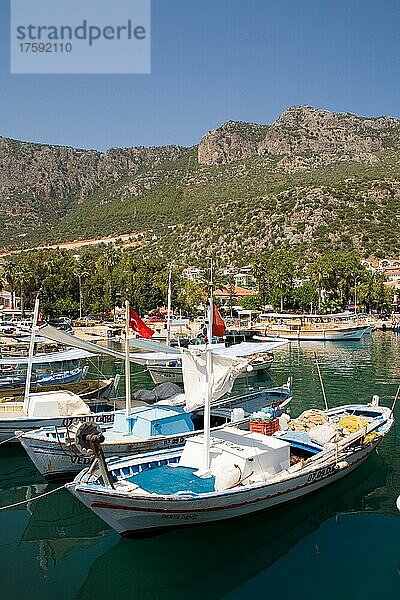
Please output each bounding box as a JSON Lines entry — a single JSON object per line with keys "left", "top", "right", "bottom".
{"left": 183, "top": 349, "right": 249, "bottom": 411}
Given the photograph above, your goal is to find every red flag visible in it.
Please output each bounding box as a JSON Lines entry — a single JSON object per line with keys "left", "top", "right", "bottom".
{"left": 212, "top": 305, "right": 225, "bottom": 337}
{"left": 129, "top": 309, "right": 154, "bottom": 339}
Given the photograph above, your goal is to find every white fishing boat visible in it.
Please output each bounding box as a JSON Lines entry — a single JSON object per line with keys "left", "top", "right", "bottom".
{"left": 18, "top": 384, "right": 292, "bottom": 481}
{"left": 67, "top": 400, "right": 393, "bottom": 536}
{"left": 67, "top": 298, "right": 394, "bottom": 536}
{"left": 258, "top": 313, "right": 372, "bottom": 341}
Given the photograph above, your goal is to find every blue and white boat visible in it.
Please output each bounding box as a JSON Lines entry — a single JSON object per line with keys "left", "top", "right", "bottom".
{"left": 0, "top": 348, "right": 95, "bottom": 393}
{"left": 67, "top": 401, "right": 393, "bottom": 536}
{"left": 19, "top": 382, "right": 292, "bottom": 481}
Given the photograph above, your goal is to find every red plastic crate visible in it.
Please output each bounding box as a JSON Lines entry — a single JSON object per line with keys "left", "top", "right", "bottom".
{"left": 250, "top": 419, "right": 280, "bottom": 436}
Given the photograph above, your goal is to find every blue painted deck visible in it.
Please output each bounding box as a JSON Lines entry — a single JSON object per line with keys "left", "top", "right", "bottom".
{"left": 128, "top": 465, "right": 215, "bottom": 495}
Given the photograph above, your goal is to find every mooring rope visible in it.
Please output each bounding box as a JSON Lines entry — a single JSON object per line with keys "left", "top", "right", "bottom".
{"left": 0, "top": 484, "right": 66, "bottom": 511}
{"left": 0, "top": 432, "right": 26, "bottom": 446}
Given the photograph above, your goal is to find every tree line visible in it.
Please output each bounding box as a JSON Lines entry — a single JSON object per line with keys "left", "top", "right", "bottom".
{"left": 0, "top": 246, "right": 394, "bottom": 318}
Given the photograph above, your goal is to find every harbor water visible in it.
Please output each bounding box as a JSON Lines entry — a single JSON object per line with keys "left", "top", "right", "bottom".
{"left": 0, "top": 332, "right": 399, "bottom": 599}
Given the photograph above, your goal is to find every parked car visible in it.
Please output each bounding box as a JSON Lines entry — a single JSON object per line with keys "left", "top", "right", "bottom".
{"left": 0, "top": 323, "right": 16, "bottom": 335}
{"left": 49, "top": 317, "right": 72, "bottom": 331}
{"left": 72, "top": 316, "right": 99, "bottom": 327}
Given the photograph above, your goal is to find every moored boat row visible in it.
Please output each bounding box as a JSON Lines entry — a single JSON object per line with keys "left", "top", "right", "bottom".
{"left": 0, "top": 293, "right": 398, "bottom": 539}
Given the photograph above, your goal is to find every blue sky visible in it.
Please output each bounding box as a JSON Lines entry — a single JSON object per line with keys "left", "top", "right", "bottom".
{"left": 1, "top": 0, "right": 400, "bottom": 150}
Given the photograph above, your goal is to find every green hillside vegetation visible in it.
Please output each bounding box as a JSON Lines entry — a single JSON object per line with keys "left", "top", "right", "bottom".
{"left": 5, "top": 148, "right": 399, "bottom": 263}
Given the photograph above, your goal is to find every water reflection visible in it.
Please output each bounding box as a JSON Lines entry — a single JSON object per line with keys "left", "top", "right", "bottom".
{"left": 20, "top": 489, "right": 110, "bottom": 572}
{"left": 77, "top": 454, "right": 392, "bottom": 600}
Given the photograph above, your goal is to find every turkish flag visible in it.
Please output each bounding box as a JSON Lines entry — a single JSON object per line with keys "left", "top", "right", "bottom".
{"left": 129, "top": 309, "right": 154, "bottom": 339}
{"left": 212, "top": 305, "right": 225, "bottom": 337}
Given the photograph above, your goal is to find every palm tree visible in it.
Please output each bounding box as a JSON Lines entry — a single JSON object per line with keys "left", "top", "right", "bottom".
{"left": 14, "top": 264, "right": 31, "bottom": 317}
{"left": 98, "top": 247, "right": 121, "bottom": 315}
{"left": 3, "top": 262, "right": 17, "bottom": 310}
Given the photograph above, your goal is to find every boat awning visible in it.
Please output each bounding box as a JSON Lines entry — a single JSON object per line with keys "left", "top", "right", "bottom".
{"left": 260, "top": 312, "right": 352, "bottom": 320}
{"left": 211, "top": 340, "right": 288, "bottom": 357}
{"left": 39, "top": 325, "right": 125, "bottom": 360}
{"left": 0, "top": 348, "right": 95, "bottom": 366}
{"left": 129, "top": 340, "right": 288, "bottom": 363}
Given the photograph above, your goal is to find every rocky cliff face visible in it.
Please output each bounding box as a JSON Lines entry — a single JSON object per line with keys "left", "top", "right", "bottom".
{"left": 0, "top": 139, "right": 181, "bottom": 233}
{"left": 198, "top": 106, "right": 400, "bottom": 167}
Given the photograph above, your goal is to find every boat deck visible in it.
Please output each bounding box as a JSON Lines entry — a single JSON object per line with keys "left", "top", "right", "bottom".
{"left": 127, "top": 465, "right": 216, "bottom": 495}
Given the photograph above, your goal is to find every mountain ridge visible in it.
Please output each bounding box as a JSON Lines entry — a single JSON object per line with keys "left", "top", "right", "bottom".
{"left": 1, "top": 105, "right": 399, "bottom": 262}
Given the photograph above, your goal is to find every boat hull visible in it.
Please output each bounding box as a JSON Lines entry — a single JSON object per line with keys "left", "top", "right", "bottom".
{"left": 68, "top": 438, "right": 380, "bottom": 535}
{"left": 0, "top": 367, "right": 86, "bottom": 392}
{"left": 148, "top": 359, "right": 272, "bottom": 385}
{"left": 263, "top": 325, "right": 369, "bottom": 341}
{"left": 1, "top": 411, "right": 115, "bottom": 445}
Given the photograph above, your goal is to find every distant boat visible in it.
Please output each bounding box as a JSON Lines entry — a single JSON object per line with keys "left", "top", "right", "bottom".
{"left": 131, "top": 340, "right": 287, "bottom": 385}
{"left": 258, "top": 312, "right": 372, "bottom": 341}
{"left": 19, "top": 300, "right": 292, "bottom": 481}
{"left": 0, "top": 348, "right": 95, "bottom": 393}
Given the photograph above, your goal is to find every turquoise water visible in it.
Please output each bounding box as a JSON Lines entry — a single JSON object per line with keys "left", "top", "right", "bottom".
{"left": 0, "top": 332, "right": 399, "bottom": 599}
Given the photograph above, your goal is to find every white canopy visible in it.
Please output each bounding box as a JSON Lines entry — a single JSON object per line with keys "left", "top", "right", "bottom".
{"left": 0, "top": 348, "right": 94, "bottom": 366}
{"left": 212, "top": 340, "right": 288, "bottom": 357}
{"left": 182, "top": 349, "right": 249, "bottom": 412}
{"left": 130, "top": 352, "right": 179, "bottom": 365}
{"left": 260, "top": 312, "right": 352, "bottom": 320}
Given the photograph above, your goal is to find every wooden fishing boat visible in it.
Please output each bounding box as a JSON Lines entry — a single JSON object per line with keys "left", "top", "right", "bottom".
{"left": 67, "top": 402, "right": 393, "bottom": 535}
{"left": 0, "top": 376, "right": 115, "bottom": 403}
{"left": 131, "top": 340, "right": 286, "bottom": 385}
{"left": 0, "top": 348, "right": 96, "bottom": 394}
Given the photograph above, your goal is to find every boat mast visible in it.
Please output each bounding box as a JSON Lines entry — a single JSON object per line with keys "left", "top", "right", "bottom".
{"left": 23, "top": 294, "right": 40, "bottom": 414}
{"left": 125, "top": 299, "right": 132, "bottom": 416}
{"left": 202, "top": 258, "right": 213, "bottom": 475}
{"left": 166, "top": 263, "right": 173, "bottom": 346}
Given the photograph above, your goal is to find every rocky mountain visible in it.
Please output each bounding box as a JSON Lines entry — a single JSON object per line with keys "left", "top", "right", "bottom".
{"left": 1, "top": 106, "right": 400, "bottom": 262}
{"left": 0, "top": 139, "right": 181, "bottom": 237}
{"left": 198, "top": 106, "right": 400, "bottom": 170}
